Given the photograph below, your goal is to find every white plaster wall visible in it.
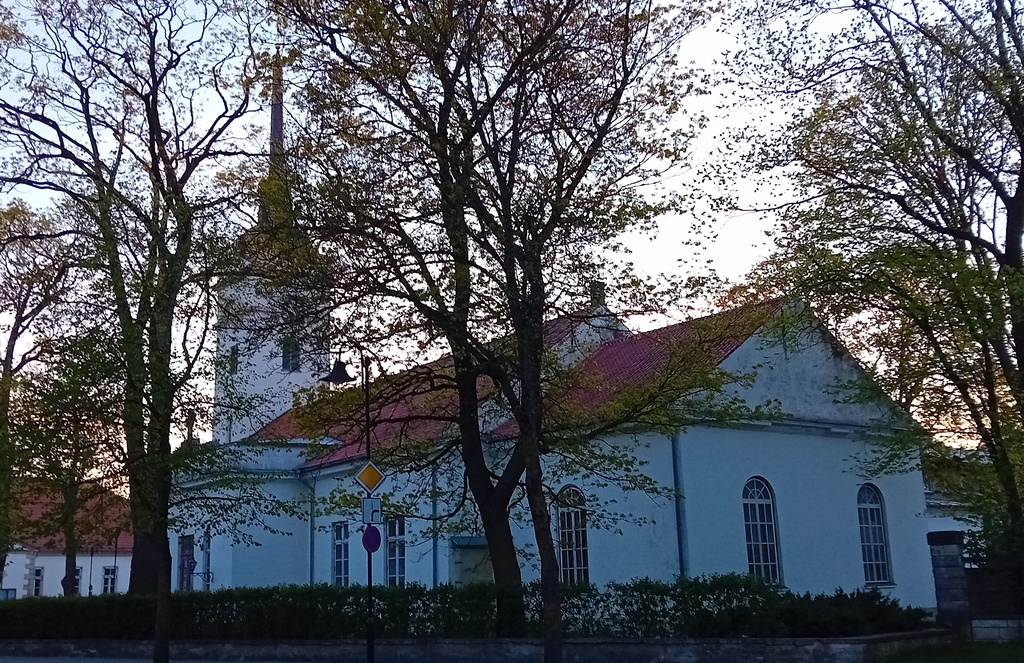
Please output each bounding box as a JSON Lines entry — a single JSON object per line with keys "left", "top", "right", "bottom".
{"left": 536, "top": 432, "right": 681, "bottom": 585}
{"left": 310, "top": 462, "right": 454, "bottom": 588}
{"left": 171, "top": 478, "right": 310, "bottom": 591}
{"left": 213, "top": 281, "right": 326, "bottom": 446}
{"left": 723, "top": 325, "right": 894, "bottom": 427}
{"left": 229, "top": 479, "right": 310, "bottom": 587}
{"left": 679, "top": 424, "right": 935, "bottom": 608}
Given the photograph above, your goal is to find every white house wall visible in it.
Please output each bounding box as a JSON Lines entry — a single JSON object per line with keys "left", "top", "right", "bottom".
{"left": 2, "top": 550, "right": 130, "bottom": 598}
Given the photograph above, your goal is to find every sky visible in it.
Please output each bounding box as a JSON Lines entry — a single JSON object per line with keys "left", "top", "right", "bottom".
{"left": 0, "top": 10, "right": 786, "bottom": 337}
{"left": 618, "top": 18, "right": 784, "bottom": 306}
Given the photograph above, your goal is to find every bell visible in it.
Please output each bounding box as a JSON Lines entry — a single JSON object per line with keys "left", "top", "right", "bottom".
{"left": 320, "top": 359, "right": 357, "bottom": 384}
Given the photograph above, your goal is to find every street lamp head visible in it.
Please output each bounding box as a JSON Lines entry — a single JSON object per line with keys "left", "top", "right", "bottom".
{"left": 321, "top": 359, "right": 358, "bottom": 384}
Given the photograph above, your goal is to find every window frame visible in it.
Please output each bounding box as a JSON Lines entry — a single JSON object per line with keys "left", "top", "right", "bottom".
{"left": 556, "top": 486, "right": 590, "bottom": 585}
{"left": 857, "top": 483, "right": 894, "bottom": 585}
{"left": 386, "top": 517, "right": 406, "bottom": 587}
{"left": 31, "top": 567, "right": 43, "bottom": 597}
{"left": 742, "top": 476, "right": 783, "bottom": 585}
{"left": 332, "top": 521, "right": 350, "bottom": 586}
{"left": 102, "top": 566, "right": 117, "bottom": 594}
{"left": 177, "top": 534, "right": 195, "bottom": 591}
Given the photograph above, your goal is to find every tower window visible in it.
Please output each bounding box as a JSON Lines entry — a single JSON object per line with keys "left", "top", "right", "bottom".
{"left": 281, "top": 336, "right": 301, "bottom": 372}
{"left": 228, "top": 344, "right": 239, "bottom": 375}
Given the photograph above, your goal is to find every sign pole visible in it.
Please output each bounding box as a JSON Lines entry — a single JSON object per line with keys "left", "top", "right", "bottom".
{"left": 367, "top": 529, "right": 374, "bottom": 663}
{"left": 364, "top": 355, "right": 373, "bottom": 663}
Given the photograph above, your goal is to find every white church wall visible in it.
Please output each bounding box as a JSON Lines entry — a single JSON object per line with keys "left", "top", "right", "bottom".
{"left": 309, "top": 460, "right": 459, "bottom": 589}
{"left": 680, "top": 423, "right": 934, "bottom": 608}
{"left": 541, "top": 432, "right": 682, "bottom": 585}
{"left": 213, "top": 281, "right": 326, "bottom": 446}
{"left": 180, "top": 303, "right": 938, "bottom": 611}
{"left": 723, "top": 323, "right": 894, "bottom": 428}
{"left": 229, "top": 479, "right": 311, "bottom": 588}
{"left": 207, "top": 532, "right": 234, "bottom": 591}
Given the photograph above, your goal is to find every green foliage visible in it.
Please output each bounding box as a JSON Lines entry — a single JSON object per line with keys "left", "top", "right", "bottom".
{"left": 0, "top": 575, "right": 926, "bottom": 640}
{"left": 728, "top": 0, "right": 1024, "bottom": 570}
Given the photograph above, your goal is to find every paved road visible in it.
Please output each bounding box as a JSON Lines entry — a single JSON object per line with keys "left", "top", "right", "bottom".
{"left": 0, "top": 660, "right": 290, "bottom": 663}
{"left": 0, "top": 659, "right": 380, "bottom": 663}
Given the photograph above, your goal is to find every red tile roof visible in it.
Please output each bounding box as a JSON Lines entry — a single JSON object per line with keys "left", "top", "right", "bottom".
{"left": 492, "top": 298, "right": 786, "bottom": 438}
{"left": 19, "top": 489, "right": 133, "bottom": 554}
{"left": 576, "top": 298, "right": 784, "bottom": 387}
{"left": 253, "top": 299, "right": 786, "bottom": 467}
{"left": 255, "top": 365, "right": 496, "bottom": 470}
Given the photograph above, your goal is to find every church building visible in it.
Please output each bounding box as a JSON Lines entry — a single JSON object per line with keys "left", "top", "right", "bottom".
{"left": 173, "top": 293, "right": 938, "bottom": 610}
{"left": 169, "top": 56, "right": 937, "bottom": 609}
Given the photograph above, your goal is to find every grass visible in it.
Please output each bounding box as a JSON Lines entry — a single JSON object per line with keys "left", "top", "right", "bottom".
{"left": 884, "top": 642, "right": 1024, "bottom": 663}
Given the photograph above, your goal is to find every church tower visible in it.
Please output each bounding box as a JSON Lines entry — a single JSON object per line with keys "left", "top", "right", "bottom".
{"left": 212, "top": 49, "right": 326, "bottom": 445}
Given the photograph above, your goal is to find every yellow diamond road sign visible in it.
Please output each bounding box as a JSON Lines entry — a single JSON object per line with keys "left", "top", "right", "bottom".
{"left": 356, "top": 460, "right": 386, "bottom": 494}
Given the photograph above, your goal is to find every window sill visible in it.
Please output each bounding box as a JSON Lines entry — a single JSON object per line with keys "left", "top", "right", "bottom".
{"left": 864, "top": 582, "right": 897, "bottom": 589}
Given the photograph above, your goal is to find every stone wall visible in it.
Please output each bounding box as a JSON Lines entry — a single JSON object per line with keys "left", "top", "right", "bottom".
{"left": 972, "top": 619, "right": 1024, "bottom": 642}
{"left": 927, "top": 530, "right": 969, "bottom": 628}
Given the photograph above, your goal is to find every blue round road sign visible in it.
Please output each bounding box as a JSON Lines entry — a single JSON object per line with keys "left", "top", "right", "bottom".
{"left": 362, "top": 524, "right": 381, "bottom": 553}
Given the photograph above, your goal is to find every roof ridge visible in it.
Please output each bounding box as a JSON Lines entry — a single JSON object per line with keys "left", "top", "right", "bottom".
{"left": 587, "top": 297, "right": 787, "bottom": 353}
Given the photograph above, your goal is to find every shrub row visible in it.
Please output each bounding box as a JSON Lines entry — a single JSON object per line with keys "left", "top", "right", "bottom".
{"left": 0, "top": 574, "right": 927, "bottom": 640}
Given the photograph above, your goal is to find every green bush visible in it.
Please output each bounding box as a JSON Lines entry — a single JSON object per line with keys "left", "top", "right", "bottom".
{"left": 0, "top": 575, "right": 926, "bottom": 640}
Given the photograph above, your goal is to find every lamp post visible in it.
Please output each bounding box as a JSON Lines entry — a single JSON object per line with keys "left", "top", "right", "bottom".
{"left": 321, "top": 355, "right": 376, "bottom": 663}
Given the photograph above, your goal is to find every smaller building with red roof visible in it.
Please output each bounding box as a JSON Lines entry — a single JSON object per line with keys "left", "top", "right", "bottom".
{"left": 2, "top": 491, "right": 132, "bottom": 599}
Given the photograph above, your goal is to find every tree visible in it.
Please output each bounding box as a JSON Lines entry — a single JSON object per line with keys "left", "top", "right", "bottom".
{"left": 0, "top": 0, "right": 263, "bottom": 659}
{"left": 0, "top": 202, "right": 74, "bottom": 586}
{"left": 10, "top": 331, "right": 126, "bottom": 596}
{"left": 274, "top": 1, "right": 712, "bottom": 658}
{"left": 730, "top": 0, "right": 1024, "bottom": 607}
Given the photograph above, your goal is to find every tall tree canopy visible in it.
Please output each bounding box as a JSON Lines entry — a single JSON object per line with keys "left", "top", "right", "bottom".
{"left": 0, "top": 202, "right": 74, "bottom": 580}
{"left": 731, "top": 0, "right": 1024, "bottom": 603}
{"left": 274, "top": 1, "right": 712, "bottom": 658}
{"left": 10, "top": 330, "right": 126, "bottom": 597}
{"left": 0, "top": 0, "right": 266, "bottom": 658}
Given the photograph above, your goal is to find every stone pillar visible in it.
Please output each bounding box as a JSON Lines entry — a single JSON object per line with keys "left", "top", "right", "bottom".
{"left": 928, "top": 530, "right": 969, "bottom": 630}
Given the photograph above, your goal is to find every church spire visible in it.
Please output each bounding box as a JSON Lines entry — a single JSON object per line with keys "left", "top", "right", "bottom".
{"left": 269, "top": 45, "right": 285, "bottom": 173}
{"left": 258, "top": 45, "right": 290, "bottom": 230}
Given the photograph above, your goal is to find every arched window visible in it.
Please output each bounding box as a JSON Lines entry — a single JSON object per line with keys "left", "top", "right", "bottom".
{"left": 742, "top": 477, "right": 782, "bottom": 584}
{"left": 557, "top": 486, "right": 589, "bottom": 584}
{"left": 857, "top": 484, "right": 892, "bottom": 584}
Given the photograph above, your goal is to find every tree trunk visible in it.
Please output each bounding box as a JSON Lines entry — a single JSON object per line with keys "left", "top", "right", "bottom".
{"left": 514, "top": 261, "right": 561, "bottom": 663}
{"left": 454, "top": 360, "right": 528, "bottom": 635}
{"left": 129, "top": 529, "right": 163, "bottom": 595}
{"left": 524, "top": 447, "right": 562, "bottom": 663}
{"left": 61, "top": 539, "right": 78, "bottom": 597}
{"left": 153, "top": 518, "right": 172, "bottom": 663}
{"left": 478, "top": 496, "right": 527, "bottom": 635}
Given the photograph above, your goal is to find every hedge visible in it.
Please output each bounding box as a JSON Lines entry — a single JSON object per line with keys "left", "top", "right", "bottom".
{"left": 0, "top": 574, "right": 927, "bottom": 640}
